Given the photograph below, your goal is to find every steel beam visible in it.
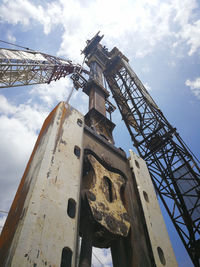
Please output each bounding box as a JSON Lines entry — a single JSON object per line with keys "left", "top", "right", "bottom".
{"left": 129, "top": 150, "right": 178, "bottom": 267}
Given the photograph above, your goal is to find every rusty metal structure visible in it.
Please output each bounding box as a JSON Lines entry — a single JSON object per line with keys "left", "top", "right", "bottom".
{"left": 0, "top": 32, "right": 199, "bottom": 266}
{"left": 80, "top": 33, "right": 200, "bottom": 266}
{"left": 0, "top": 48, "right": 85, "bottom": 88}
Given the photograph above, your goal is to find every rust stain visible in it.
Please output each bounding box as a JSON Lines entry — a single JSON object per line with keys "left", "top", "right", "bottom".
{"left": 0, "top": 102, "right": 64, "bottom": 266}
{"left": 52, "top": 102, "right": 70, "bottom": 155}
{"left": 60, "top": 139, "right": 67, "bottom": 145}
{"left": 84, "top": 154, "right": 130, "bottom": 237}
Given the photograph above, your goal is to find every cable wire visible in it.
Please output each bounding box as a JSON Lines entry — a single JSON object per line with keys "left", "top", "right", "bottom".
{"left": 0, "top": 39, "right": 34, "bottom": 51}
{"left": 65, "top": 86, "right": 75, "bottom": 106}
{"left": 0, "top": 210, "right": 8, "bottom": 214}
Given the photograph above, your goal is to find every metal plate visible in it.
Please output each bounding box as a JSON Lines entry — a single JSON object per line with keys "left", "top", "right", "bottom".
{"left": 0, "top": 102, "right": 84, "bottom": 267}
{"left": 129, "top": 150, "right": 178, "bottom": 267}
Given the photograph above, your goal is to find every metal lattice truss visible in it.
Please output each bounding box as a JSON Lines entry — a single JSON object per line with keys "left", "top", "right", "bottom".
{"left": 0, "top": 48, "right": 82, "bottom": 88}
{"left": 105, "top": 57, "right": 200, "bottom": 266}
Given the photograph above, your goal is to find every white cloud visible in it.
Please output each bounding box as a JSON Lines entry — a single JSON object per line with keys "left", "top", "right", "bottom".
{"left": 0, "top": 95, "right": 17, "bottom": 115}
{"left": 0, "top": 95, "right": 47, "bottom": 132}
{"left": 172, "top": 0, "right": 200, "bottom": 55}
{"left": 0, "top": 95, "right": 47, "bottom": 215}
{"left": 0, "top": 0, "right": 60, "bottom": 34}
{"left": 180, "top": 20, "right": 200, "bottom": 55}
{"left": 56, "top": 0, "right": 175, "bottom": 61}
{"left": 2, "top": 0, "right": 200, "bottom": 60}
{"left": 173, "top": 0, "right": 197, "bottom": 26}
{"left": 1, "top": 0, "right": 200, "bottom": 60}
{"left": 185, "top": 78, "right": 200, "bottom": 99}
{"left": 0, "top": 115, "right": 36, "bottom": 214}
{"left": 0, "top": 0, "right": 43, "bottom": 26}
{"left": 30, "top": 78, "right": 73, "bottom": 107}
{"left": 6, "top": 30, "right": 16, "bottom": 43}
{"left": 30, "top": 77, "right": 88, "bottom": 114}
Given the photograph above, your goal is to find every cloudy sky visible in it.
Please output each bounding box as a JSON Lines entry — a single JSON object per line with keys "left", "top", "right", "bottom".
{"left": 0, "top": 0, "right": 200, "bottom": 266}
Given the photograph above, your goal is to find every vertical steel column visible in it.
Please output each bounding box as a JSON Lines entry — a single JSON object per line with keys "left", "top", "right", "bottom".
{"left": 80, "top": 32, "right": 178, "bottom": 267}
{"left": 129, "top": 150, "right": 178, "bottom": 267}
{"left": 78, "top": 219, "right": 94, "bottom": 267}
{"left": 88, "top": 61, "right": 106, "bottom": 116}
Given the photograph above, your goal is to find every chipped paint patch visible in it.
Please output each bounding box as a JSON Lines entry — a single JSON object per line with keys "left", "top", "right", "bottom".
{"left": 84, "top": 154, "right": 130, "bottom": 237}
{"left": 0, "top": 102, "right": 84, "bottom": 267}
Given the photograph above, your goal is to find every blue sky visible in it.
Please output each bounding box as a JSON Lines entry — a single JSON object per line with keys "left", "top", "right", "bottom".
{"left": 0, "top": 0, "right": 200, "bottom": 266}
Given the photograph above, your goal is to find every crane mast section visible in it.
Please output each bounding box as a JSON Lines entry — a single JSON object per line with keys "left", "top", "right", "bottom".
{"left": 104, "top": 55, "right": 200, "bottom": 265}
{"left": 0, "top": 48, "right": 81, "bottom": 88}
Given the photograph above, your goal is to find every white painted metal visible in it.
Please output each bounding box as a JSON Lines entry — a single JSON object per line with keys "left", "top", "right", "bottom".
{"left": 6, "top": 102, "right": 84, "bottom": 267}
{"left": 0, "top": 48, "right": 81, "bottom": 88}
{"left": 129, "top": 150, "right": 178, "bottom": 267}
{"left": 0, "top": 49, "right": 48, "bottom": 61}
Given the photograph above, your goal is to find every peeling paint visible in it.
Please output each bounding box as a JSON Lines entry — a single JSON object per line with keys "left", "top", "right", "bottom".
{"left": 84, "top": 154, "right": 130, "bottom": 237}
{"left": 0, "top": 103, "right": 60, "bottom": 266}
{"left": 0, "top": 102, "right": 84, "bottom": 267}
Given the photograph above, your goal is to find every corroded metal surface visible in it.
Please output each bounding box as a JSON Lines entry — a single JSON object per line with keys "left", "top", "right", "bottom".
{"left": 83, "top": 126, "right": 155, "bottom": 266}
{"left": 0, "top": 102, "right": 84, "bottom": 267}
{"left": 129, "top": 151, "right": 178, "bottom": 267}
{"left": 0, "top": 103, "right": 60, "bottom": 266}
{"left": 82, "top": 32, "right": 115, "bottom": 145}
{"left": 0, "top": 48, "right": 84, "bottom": 89}
{"left": 84, "top": 109, "right": 115, "bottom": 144}
{"left": 85, "top": 154, "right": 130, "bottom": 236}
{"left": 82, "top": 32, "right": 194, "bottom": 265}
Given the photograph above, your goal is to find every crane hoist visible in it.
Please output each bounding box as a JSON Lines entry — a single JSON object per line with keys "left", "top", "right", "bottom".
{"left": 0, "top": 32, "right": 199, "bottom": 267}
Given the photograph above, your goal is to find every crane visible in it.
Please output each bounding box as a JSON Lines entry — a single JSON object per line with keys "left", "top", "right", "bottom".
{"left": 0, "top": 47, "right": 87, "bottom": 88}
{"left": 0, "top": 33, "right": 199, "bottom": 266}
